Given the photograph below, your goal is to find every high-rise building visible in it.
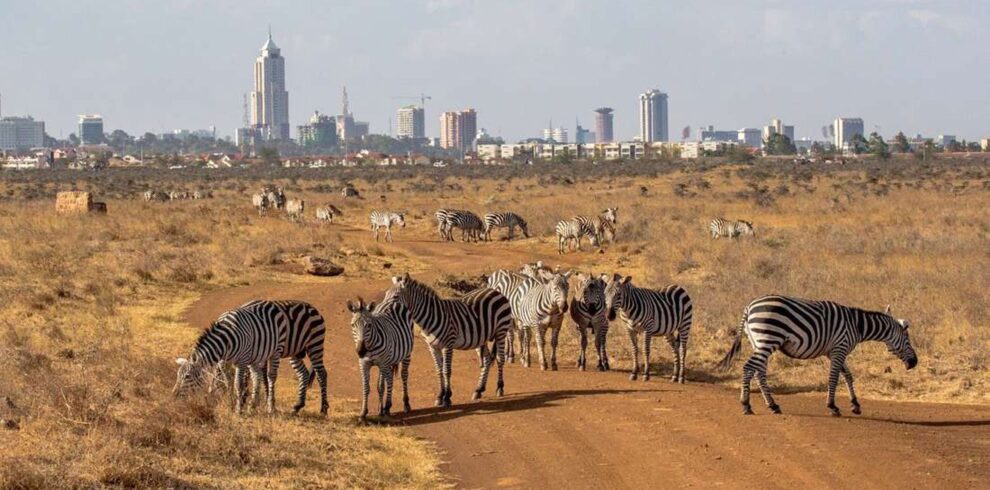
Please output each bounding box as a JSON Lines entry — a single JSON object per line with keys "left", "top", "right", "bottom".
{"left": 595, "top": 107, "right": 614, "bottom": 143}
{"left": 297, "top": 111, "right": 338, "bottom": 147}
{"left": 639, "top": 90, "right": 669, "bottom": 142}
{"left": 396, "top": 105, "right": 425, "bottom": 139}
{"left": 250, "top": 30, "right": 290, "bottom": 141}
{"left": 78, "top": 115, "right": 104, "bottom": 145}
{"left": 0, "top": 116, "right": 45, "bottom": 151}
{"left": 833, "top": 117, "right": 864, "bottom": 149}
{"left": 542, "top": 126, "right": 568, "bottom": 143}
{"left": 738, "top": 128, "right": 762, "bottom": 148}
{"left": 762, "top": 118, "right": 794, "bottom": 145}
{"left": 575, "top": 122, "right": 594, "bottom": 144}
{"left": 440, "top": 109, "right": 477, "bottom": 151}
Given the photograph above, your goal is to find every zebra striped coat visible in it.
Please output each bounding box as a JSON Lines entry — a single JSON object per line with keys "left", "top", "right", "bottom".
{"left": 718, "top": 296, "right": 918, "bottom": 416}
{"left": 388, "top": 273, "right": 513, "bottom": 407}
{"left": 347, "top": 295, "right": 414, "bottom": 418}
{"left": 709, "top": 218, "right": 754, "bottom": 239}
{"left": 570, "top": 273, "right": 611, "bottom": 371}
{"left": 316, "top": 205, "right": 341, "bottom": 224}
{"left": 437, "top": 209, "right": 483, "bottom": 242}
{"left": 370, "top": 210, "right": 406, "bottom": 242}
{"left": 510, "top": 271, "right": 570, "bottom": 371}
{"left": 286, "top": 199, "right": 305, "bottom": 221}
{"left": 252, "top": 192, "right": 270, "bottom": 216}
{"left": 603, "top": 275, "right": 693, "bottom": 383}
{"left": 194, "top": 300, "right": 330, "bottom": 414}
{"left": 483, "top": 212, "right": 529, "bottom": 241}
{"left": 556, "top": 218, "right": 599, "bottom": 254}
{"left": 267, "top": 187, "right": 286, "bottom": 210}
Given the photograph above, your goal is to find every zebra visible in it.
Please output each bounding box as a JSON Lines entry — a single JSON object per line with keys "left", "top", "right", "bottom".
{"left": 483, "top": 268, "right": 539, "bottom": 365}
{"left": 174, "top": 300, "right": 330, "bottom": 415}
{"left": 370, "top": 210, "right": 407, "bottom": 243}
{"left": 717, "top": 296, "right": 918, "bottom": 417}
{"left": 387, "top": 273, "right": 513, "bottom": 407}
{"left": 252, "top": 191, "right": 270, "bottom": 216}
{"left": 439, "top": 209, "right": 483, "bottom": 242}
{"left": 709, "top": 218, "right": 754, "bottom": 239}
{"left": 315, "top": 204, "right": 342, "bottom": 224}
{"left": 347, "top": 295, "right": 414, "bottom": 419}
{"left": 267, "top": 187, "right": 286, "bottom": 210}
{"left": 286, "top": 199, "right": 305, "bottom": 221}
{"left": 341, "top": 185, "right": 359, "bottom": 198}
{"left": 570, "top": 273, "right": 611, "bottom": 371}
{"left": 144, "top": 190, "right": 168, "bottom": 202}
{"left": 434, "top": 209, "right": 453, "bottom": 240}
{"left": 603, "top": 275, "right": 693, "bottom": 383}
{"left": 169, "top": 190, "right": 189, "bottom": 201}
{"left": 576, "top": 207, "right": 618, "bottom": 244}
{"left": 483, "top": 212, "right": 529, "bottom": 241}
{"left": 556, "top": 218, "right": 600, "bottom": 254}
{"left": 511, "top": 271, "right": 570, "bottom": 371}
{"left": 519, "top": 261, "right": 555, "bottom": 281}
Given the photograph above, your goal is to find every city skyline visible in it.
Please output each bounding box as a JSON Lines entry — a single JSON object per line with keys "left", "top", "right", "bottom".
{"left": 1, "top": 1, "right": 988, "bottom": 142}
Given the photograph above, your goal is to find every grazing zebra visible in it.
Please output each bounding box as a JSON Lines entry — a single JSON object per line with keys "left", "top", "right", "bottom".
{"left": 341, "top": 185, "right": 359, "bottom": 198}
{"left": 511, "top": 271, "right": 570, "bottom": 371}
{"left": 575, "top": 207, "right": 618, "bottom": 244}
{"left": 388, "top": 273, "right": 513, "bottom": 407}
{"left": 144, "top": 190, "right": 169, "bottom": 202}
{"left": 174, "top": 300, "right": 289, "bottom": 414}
{"left": 347, "top": 295, "right": 414, "bottom": 419}
{"left": 252, "top": 191, "right": 270, "bottom": 216}
{"left": 434, "top": 209, "right": 453, "bottom": 240}
{"left": 286, "top": 199, "right": 305, "bottom": 221}
{"left": 709, "top": 218, "right": 754, "bottom": 239}
{"left": 717, "top": 296, "right": 918, "bottom": 416}
{"left": 440, "top": 210, "right": 483, "bottom": 242}
{"left": 571, "top": 273, "right": 610, "bottom": 371}
{"left": 316, "top": 204, "right": 342, "bottom": 224}
{"left": 556, "top": 218, "right": 600, "bottom": 254}
{"left": 603, "top": 275, "right": 693, "bottom": 382}
{"left": 519, "top": 261, "right": 555, "bottom": 281}
{"left": 370, "top": 210, "right": 407, "bottom": 243}
{"left": 267, "top": 187, "right": 286, "bottom": 210}
{"left": 169, "top": 190, "right": 189, "bottom": 201}
{"left": 483, "top": 212, "right": 530, "bottom": 241}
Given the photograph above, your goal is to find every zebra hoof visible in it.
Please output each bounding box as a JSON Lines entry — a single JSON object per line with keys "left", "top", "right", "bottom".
{"left": 551, "top": 364, "right": 558, "bottom": 371}
{"left": 828, "top": 406, "right": 841, "bottom": 417}
{"left": 597, "top": 364, "right": 605, "bottom": 372}
{"left": 404, "top": 402, "right": 412, "bottom": 413}
{"left": 320, "top": 406, "right": 329, "bottom": 416}
{"left": 540, "top": 365, "right": 547, "bottom": 372}
{"left": 472, "top": 391, "right": 482, "bottom": 401}
{"left": 770, "top": 404, "right": 783, "bottom": 415}
{"left": 496, "top": 387, "right": 504, "bottom": 397}
{"left": 852, "top": 404, "right": 862, "bottom": 415}
{"left": 742, "top": 404, "right": 754, "bottom": 415}
{"left": 670, "top": 375, "right": 678, "bottom": 382}
{"left": 435, "top": 397, "right": 444, "bottom": 407}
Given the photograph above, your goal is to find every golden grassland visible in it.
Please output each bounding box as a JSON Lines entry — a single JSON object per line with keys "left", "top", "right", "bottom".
{"left": 1, "top": 159, "right": 988, "bottom": 487}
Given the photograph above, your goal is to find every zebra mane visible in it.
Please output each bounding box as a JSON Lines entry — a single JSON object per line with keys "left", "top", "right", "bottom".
{"left": 191, "top": 321, "right": 225, "bottom": 360}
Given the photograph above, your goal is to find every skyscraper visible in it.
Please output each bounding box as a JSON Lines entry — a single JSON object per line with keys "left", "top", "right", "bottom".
{"left": 595, "top": 107, "right": 614, "bottom": 143}
{"left": 639, "top": 90, "right": 668, "bottom": 142}
{"left": 440, "top": 109, "right": 477, "bottom": 151}
{"left": 833, "top": 118, "right": 864, "bottom": 149}
{"left": 0, "top": 116, "right": 45, "bottom": 150}
{"left": 459, "top": 109, "right": 477, "bottom": 150}
{"left": 78, "top": 115, "right": 104, "bottom": 145}
{"left": 250, "top": 29, "right": 290, "bottom": 141}
{"left": 396, "top": 105, "right": 425, "bottom": 139}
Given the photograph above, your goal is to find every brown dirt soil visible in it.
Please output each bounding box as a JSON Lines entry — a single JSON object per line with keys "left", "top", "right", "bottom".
{"left": 184, "top": 224, "right": 990, "bottom": 489}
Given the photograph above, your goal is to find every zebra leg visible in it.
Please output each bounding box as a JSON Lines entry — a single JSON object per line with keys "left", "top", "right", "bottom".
{"left": 248, "top": 366, "right": 264, "bottom": 410}
{"left": 290, "top": 357, "right": 310, "bottom": 414}
{"left": 472, "top": 343, "right": 493, "bottom": 401}
{"left": 442, "top": 347, "right": 454, "bottom": 407}
{"left": 740, "top": 363, "right": 755, "bottom": 415}
{"left": 476, "top": 344, "right": 488, "bottom": 368}
{"left": 382, "top": 366, "right": 396, "bottom": 416}
{"left": 757, "top": 369, "right": 781, "bottom": 414}
{"left": 428, "top": 346, "right": 445, "bottom": 407}
{"left": 521, "top": 328, "right": 532, "bottom": 368}
{"left": 359, "top": 360, "right": 371, "bottom": 419}
{"left": 494, "top": 330, "right": 507, "bottom": 397}
{"left": 628, "top": 329, "right": 640, "bottom": 381}
{"left": 597, "top": 326, "right": 611, "bottom": 371}
{"left": 666, "top": 334, "right": 681, "bottom": 382}
{"left": 310, "top": 352, "right": 329, "bottom": 415}
{"left": 373, "top": 225, "right": 380, "bottom": 241}
{"left": 401, "top": 356, "right": 412, "bottom": 413}
{"left": 234, "top": 365, "right": 249, "bottom": 414}
{"left": 376, "top": 367, "right": 386, "bottom": 416}
{"left": 266, "top": 356, "right": 281, "bottom": 414}
{"left": 678, "top": 330, "right": 689, "bottom": 384}
{"left": 826, "top": 352, "right": 849, "bottom": 417}
{"left": 577, "top": 326, "right": 588, "bottom": 370}
{"left": 386, "top": 226, "right": 393, "bottom": 243}
{"left": 643, "top": 334, "right": 653, "bottom": 381}
{"left": 536, "top": 325, "right": 549, "bottom": 371}
{"left": 506, "top": 327, "right": 515, "bottom": 364}
{"left": 549, "top": 322, "right": 560, "bottom": 371}
{"left": 841, "top": 363, "right": 861, "bottom": 415}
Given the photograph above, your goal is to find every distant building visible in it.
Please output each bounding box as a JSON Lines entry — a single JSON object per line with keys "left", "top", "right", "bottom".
{"left": 396, "top": 105, "right": 425, "bottom": 139}
{"left": 542, "top": 126, "right": 568, "bottom": 143}
{"left": 699, "top": 125, "right": 738, "bottom": 142}
{"left": 78, "top": 115, "right": 104, "bottom": 145}
{"left": 353, "top": 121, "right": 370, "bottom": 139}
{"left": 297, "top": 111, "right": 338, "bottom": 147}
{"left": 935, "top": 134, "right": 956, "bottom": 148}
{"left": 762, "top": 118, "right": 795, "bottom": 145}
{"left": 638, "top": 90, "right": 668, "bottom": 142}
{"left": 595, "top": 108, "right": 614, "bottom": 143}
{"left": 981, "top": 138, "right": 989, "bottom": 152}
{"left": 575, "top": 123, "right": 594, "bottom": 144}
{"left": 440, "top": 109, "right": 477, "bottom": 151}
{"left": 0, "top": 116, "right": 45, "bottom": 151}
{"left": 250, "top": 30, "right": 290, "bottom": 140}
{"left": 833, "top": 118, "right": 864, "bottom": 149}
{"left": 737, "top": 128, "right": 762, "bottom": 147}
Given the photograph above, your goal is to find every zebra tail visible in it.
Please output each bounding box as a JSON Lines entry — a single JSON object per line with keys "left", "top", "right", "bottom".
{"left": 716, "top": 311, "right": 748, "bottom": 371}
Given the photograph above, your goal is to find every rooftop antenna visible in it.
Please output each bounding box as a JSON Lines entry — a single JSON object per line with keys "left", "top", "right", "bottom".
{"left": 268, "top": 24, "right": 272, "bottom": 40}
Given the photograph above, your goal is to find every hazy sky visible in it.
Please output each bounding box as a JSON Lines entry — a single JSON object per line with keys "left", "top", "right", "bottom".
{"left": 2, "top": 0, "right": 988, "bottom": 141}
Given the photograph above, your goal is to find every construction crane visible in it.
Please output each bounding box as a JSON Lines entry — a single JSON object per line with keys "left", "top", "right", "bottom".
{"left": 390, "top": 93, "right": 432, "bottom": 109}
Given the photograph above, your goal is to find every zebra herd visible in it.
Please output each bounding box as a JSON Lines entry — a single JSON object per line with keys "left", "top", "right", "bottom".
{"left": 173, "top": 262, "right": 918, "bottom": 418}
{"left": 556, "top": 208, "right": 618, "bottom": 254}
{"left": 144, "top": 189, "right": 213, "bottom": 202}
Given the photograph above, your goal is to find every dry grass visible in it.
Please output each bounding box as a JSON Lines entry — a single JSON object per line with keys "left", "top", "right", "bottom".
{"left": 1, "top": 158, "right": 988, "bottom": 486}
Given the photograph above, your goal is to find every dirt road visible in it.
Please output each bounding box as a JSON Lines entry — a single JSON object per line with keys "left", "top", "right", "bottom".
{"left": 184, "top": 226, "right": 990, "bottom": 489}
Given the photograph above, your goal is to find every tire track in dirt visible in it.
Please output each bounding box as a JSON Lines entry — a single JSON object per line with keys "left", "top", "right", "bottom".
{"left": 183, "top": 225, "right": 990, "bottom": 489}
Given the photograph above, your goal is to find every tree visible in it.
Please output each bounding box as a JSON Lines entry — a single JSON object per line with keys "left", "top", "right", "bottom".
{"left": 763, "top": 133, "right": 796, "bottom": 155}
{"left": 68, "top": 133, "right": 80, "bottom": 146}
{"left": 893, "top": 132, "right": 911, "bottom": 153}
{"left": 725, "top": 144, "right": 755, "bottom": 163}
{"left": 849, "top": 133, "right": 869, "bottom": 155}
{"left": 868, "top": 132, "right": 891, "bottom": 160}
{"left": 258, "top": 147, "right": 280, "bottom": 166}
{"left": 915, "top": 140, "right": 937, "bottom": 161}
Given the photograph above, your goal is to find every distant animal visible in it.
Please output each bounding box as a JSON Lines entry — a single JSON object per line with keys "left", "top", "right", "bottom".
{"left": 483, "top": 212, "right": 530, "bottom": 241}
{"left": 341, "top": 185, "right": 359, "bottom": 198}
{"left": 434, "top": 209, "right": 454, "bottom": 240}
{"left": 267, "top": 187, "right": 286, "bottom": 210}
{"left": 387, "top": 273, "right": 513, "bottom": 407}
{"left": 169, "top": 190, "right": 189, "bottom": 201}
{"left": 251, "top": 191, "right": 270, "bottom": 216}
{"left": 443, "top": 210, "right": 484, "bottom": 242}
{"left": 570, "top": 273, "right": 610, "bottom": 371}
{"left": 555, "top": 218, "right": 599, "bottom": 254}
{"left": 286, "top": 199, "right": 305, "bottom": 221}
{"left": 370, "top": 210, "right": 406, "bottom": 243}
{"left": 173, "top": 300, "right": 289, "bottom": 414}
{"left": 709, "top": 218, "right": 754, "bottom": 239}
{"left": 144, "top": 190, "right": 168, "bottom": 202}
{"left": 603, "top": 275, "right": 693, "bottom": 383}
{"left": 315, "top": 204, "right": 342, "bottom": 224}
{"left": 379, "top": 195, "right": 387, "bottom": 203}
{"left": 192, "top": 190, "right": 209, "bottom": 200}
{"left": 347, "top": 295, "right": 414, "bottom": 419}
{"left": 718, "top": 297, "right": 917, "bottom": 417}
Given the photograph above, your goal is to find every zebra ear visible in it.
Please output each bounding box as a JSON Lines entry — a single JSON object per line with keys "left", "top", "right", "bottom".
{"left": 403, "top": 272, "right": 411, "bottom": 281}
{"left": 367, "top": 301, "right": 377, "bottom": 311}
{"left": 391, "top": 276, "right": 400, "bottom": 285}
{"left": 536, "top": 260, "right": 544, "bottom": 268}
{"left": 175, "top": 357, "right": 189, "bottom": 366}
{"left": 884, "top": 304, "right": 892, "bottom": 315}
{"left": 622, "top": 276, "right": 633, "bottom": 284}
{"left": 357, "top": 297, "right": 365, "bottom": 309}
{"left": 346, "top": 300, "right": 355, "bottom": 312}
